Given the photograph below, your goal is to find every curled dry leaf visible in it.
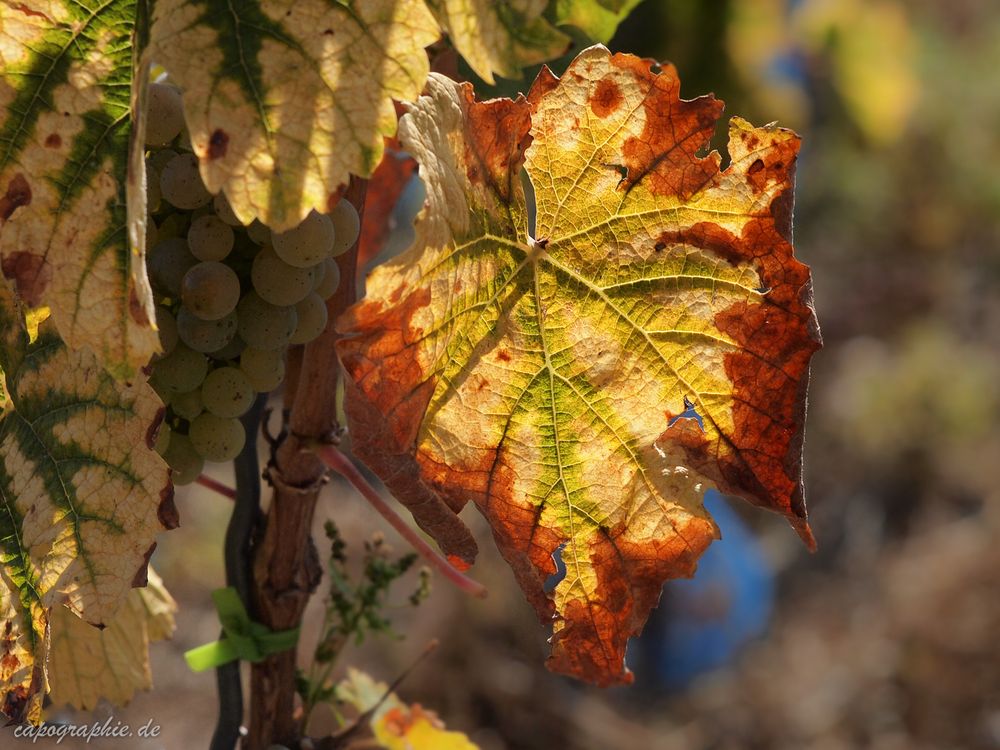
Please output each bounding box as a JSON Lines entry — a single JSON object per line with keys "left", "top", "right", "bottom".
{"left": 338, "top": 45, "right": 821, "bottom": 686}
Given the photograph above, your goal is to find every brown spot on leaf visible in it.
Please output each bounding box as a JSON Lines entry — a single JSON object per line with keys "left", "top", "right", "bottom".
{"left": 128, "top": 285, "right": 151, "bottom": 325}
{"left": 388, "top": 282, "right": 408, "bottom": 304}
{"left": 1, "top": 252, "right": 50, "bottom": 306}
{"left": 11, "top": 2, "right": 49, "bottom": 20}
{"left": 461, "top": 83, "right": 532, "bottom": 199}
{"left": 597, "top": 54, "right": 723, "bottom": 200}
{"left": 497, "top": 349, "right": 511, "bottom": 362}
{"left": 0, "top": 173, "right": 32, "bottom": 220}
{"left": 44, "top": 133, "right": 61, "bottom": 148}
{"left": 207, "top": 129, "right": 229, "bottom": 160}
{"left": 474, "top": 448, "right": 560, "bottom": 622}
{"left": 528, "top": 65, "right": 561, "bottom": 109}
{"left": 158, "top": 483, "right": 180, "bottom": 530}
{"left": 146, "top": 407, "right": 166, "bottom": 450}
{"left": 2, "top": 685, "right": 29, "bottom": 722}
{"left": 743, "top": 135, "right": 798, "bottom": 194}
{"left": 708, "top": 209, "right": 820, "bottom": 542}
{"left": 590, "top": 78, "right": 623, "bottom": 118}
{"left": 655, "top": 222, "right": 745, "bottom": 266}
{"left": 131, "top": 543, "right": 157, "bottom": 587}
{"left": 0, "top": 651, "right": 19, "bottom": 674}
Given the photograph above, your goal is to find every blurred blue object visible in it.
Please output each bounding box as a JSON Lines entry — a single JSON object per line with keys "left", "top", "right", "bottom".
{"left": 638, "top": 490, "right": 775, "bottom": 689}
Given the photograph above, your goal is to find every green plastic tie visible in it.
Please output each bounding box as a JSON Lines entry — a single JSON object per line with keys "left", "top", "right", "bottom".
{"left": 184, "top": 587, "right": 300, "bottom": 672}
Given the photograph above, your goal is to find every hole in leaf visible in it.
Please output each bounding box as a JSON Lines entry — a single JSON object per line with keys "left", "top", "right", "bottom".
{"left": 602, "top": 163, "right": 629, "bottom": 188}
{"left": 668, "top": 395, "right": 705, "bottom": 431}
{"left": 544, "top": 543, "right": 568, "bottom": 593}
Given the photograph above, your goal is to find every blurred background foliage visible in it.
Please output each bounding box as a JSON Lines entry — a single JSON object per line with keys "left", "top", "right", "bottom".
{"left": 47, "top": 1, "right": 1000, "bottom": 748}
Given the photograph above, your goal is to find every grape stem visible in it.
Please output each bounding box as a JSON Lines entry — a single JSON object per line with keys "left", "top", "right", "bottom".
{"left": 317, "top": 444, "right": 487, "bottom": 599}
{"left": 196, "top": 473, "right": 237, "bottom": 500}
{"left": 210, "top": 397, "right": 267, "bottom": 750}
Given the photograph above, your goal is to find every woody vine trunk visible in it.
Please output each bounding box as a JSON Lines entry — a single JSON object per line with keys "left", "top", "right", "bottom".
{"left": 247, "top": 179, "right": 367, "bottom": 749}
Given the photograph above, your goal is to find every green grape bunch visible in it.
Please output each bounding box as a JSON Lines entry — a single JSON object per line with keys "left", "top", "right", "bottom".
{"left": 143, "top": 80, "right": 360, "bottom": 484}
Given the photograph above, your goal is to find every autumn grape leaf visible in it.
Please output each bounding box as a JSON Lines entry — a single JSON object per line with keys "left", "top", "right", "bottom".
{"left": 0, "top": 0, "right": 160, "bottom": 380}
{"left": 0, "top": 280, "right": 177, "bottom": 721}
{"left": 148, "top": 0, "right": 440, "bottom": 232}
{"left": 428, "top": 0, "right": 570, "bottom": 84}
{"left": 337, "top": 45, "right": 821, "bottom": 686}
{"left": 338, "top": 668, "right": 479, "bottom": 750}
{"left": 554, "top": 0, "right": 643, "bottom": 43}
{"left": 48, "top": 567, "right": 177, "bottom": 711}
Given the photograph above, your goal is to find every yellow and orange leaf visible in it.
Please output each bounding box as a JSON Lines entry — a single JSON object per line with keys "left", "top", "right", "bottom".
{"left": 337, "top": 45, "right": 821, "bottom": 686}
{"left": 338, "top": 668, "right": 479, "bottom": 750}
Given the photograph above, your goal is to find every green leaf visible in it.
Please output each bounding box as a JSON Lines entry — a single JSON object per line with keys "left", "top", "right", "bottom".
{"left": 0, "top": 0, "right": 160, "bottom": 380}
{"left": 148, "top": 0, "right": 440, "bottom": 232}
{"left": 0, "top": 280, "right": 176, "bottom": 722}
{"left": 554, "top": 0, "right": 643, "bottom": 43}
{"left": 429, "top": 0, "right": 571, "bottom": 83}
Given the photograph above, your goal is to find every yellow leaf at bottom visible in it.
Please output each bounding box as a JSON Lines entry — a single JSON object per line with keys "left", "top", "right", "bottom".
{"left": 338, "top": 668, "right": 479, "bottom": 750}
{"left": 47, "top": 568, "right": 177, "bottom": 712}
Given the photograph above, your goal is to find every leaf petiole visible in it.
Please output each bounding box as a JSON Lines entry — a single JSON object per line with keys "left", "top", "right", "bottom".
{"left": 316, "top": 445, "right": 487, "bottom": 599}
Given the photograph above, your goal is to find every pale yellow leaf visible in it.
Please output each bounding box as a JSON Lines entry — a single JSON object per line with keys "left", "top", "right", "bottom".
{"left": 47, "top": 568, "right": 177, "bottom": 711}
{"left": 149, "top": 0, "right": 440, "bottom": 231}
{"left": 0, "top": 280, "right": 177, "bottom": 721}
{"left": 0, "top": 0, "right": 160, "bottom": 380}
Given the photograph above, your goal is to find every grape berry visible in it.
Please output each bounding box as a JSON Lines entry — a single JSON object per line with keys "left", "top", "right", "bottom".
{"left": 144, "top": 83, "right": 359, "bottom": 484}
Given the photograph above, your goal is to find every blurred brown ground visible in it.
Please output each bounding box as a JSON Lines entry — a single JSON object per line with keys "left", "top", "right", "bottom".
{"left": 34, "top": 0, "right": 1000, "bottom": 748}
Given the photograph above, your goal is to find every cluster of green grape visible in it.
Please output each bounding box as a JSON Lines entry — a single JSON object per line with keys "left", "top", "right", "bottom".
{"left": 143, "top": 81, "right": 360, "bottom": 485}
